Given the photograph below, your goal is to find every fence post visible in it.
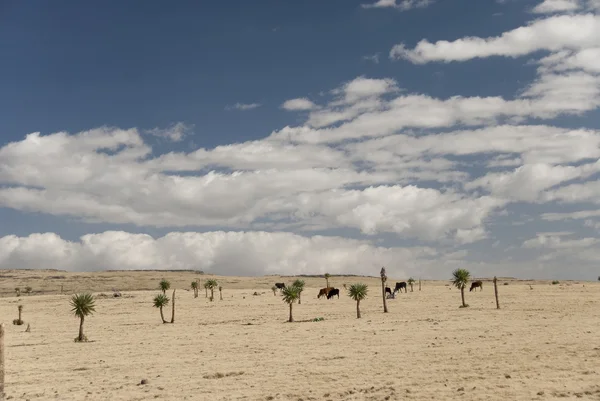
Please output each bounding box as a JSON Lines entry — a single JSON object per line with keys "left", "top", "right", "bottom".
{"left": 493, "top": 276, "right": 500, "bottom": 309}
{"left": 1, "top": 323, "right": 5, "bottom": 401}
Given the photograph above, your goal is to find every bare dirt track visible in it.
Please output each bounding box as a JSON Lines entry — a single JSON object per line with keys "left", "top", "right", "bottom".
{"left": 1, "top": 271, "right": 599, "bottom": 400}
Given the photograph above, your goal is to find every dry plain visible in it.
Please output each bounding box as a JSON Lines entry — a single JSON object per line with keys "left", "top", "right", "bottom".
{"left": 1, "top": 270, "right": 600, "bottom": 401}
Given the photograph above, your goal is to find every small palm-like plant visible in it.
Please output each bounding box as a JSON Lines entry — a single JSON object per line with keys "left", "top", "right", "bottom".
{"left": 204, "top": 281, "right": 209, "bottom": 297}
{"left": 191, "top": 280, "right": 199, "bottom": 298}
{"left": 380, "top": 267, "right": 388, "bottom": 313}
{"left": 24, "top": 286, "right": 32, "bottom": 295}
{"left": 219, "top": 286, "right": 223, "bottom": 301}
{"left": 205, "top": 279, "right": 218, "bottom": 301}
{"left": 292, "top": 279, "right": 305, "bottom": 304}
{"left": 159, "top": 279, "right": 171, "bottom": 295}
{"left": 408, "top": 277, "right": 415, "bottom": 292}
{"left": 282, "top": 285, "right": 301, "bottom": 322}
{"left": 452, "top": 269, "right": 471, "bottom": 308}
{"left": 70, "top": 293, "right": 96, "bottom": 342}
{"left": 348, "top": 283, "right": 368, "bottom": 318}
{"left": 324, "top": 273, "right": 331, "bottom": 288}
{"left": 153, "top": 293, "right": 169, "bottom": 323}
{"left": 15, "top": 287, "right": 21, "bottom": 297}
{"left": 271, "top": 285, "right": 278, "bottom": 296}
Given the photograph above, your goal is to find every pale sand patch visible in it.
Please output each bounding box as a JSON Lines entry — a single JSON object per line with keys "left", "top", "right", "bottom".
{"left": 0, "top": 272, "right": 599, "bottom": 400}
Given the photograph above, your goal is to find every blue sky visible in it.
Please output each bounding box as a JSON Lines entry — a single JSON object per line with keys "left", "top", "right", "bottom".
{"left": 1, "top": 0, "right": 599, "bottom": 279}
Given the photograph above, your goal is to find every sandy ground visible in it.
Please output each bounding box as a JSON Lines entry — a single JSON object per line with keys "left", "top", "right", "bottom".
{"left": 1, "top": 271, "right": 600, "bottom": 400}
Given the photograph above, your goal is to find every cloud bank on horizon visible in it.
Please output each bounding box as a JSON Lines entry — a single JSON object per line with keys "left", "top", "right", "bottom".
{"left": 1, "top": 0, "right": 599, "bottom": 279}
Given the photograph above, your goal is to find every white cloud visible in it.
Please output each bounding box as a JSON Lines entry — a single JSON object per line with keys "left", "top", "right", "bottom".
{"left": 363, "top": 53, "right": 381, "bottom": 64}
{"left": 281, "top": 98, "right": 318, "bottom": 111}
{"left": 466, "top": 161, "right": 600, "bottom": 202}
{"left": 0, "top": 230, "right": 439, "bottom": 277}
{"left": 532, "top": 0, "right": 581, "bottom": 14}
{"left": 522, "top": 233, "right": 598, "bottom": 248}
{"left": 226, "top": 103, "right": 262, "bottom": 111}
{"left": 361, "top": 0, "right": 433, "bottom": 10}
{"left": 145, "top": 122, "right": 192, "bottom": 142}
{"left": 390, "top": 14, "right": 600, "bottom": 63}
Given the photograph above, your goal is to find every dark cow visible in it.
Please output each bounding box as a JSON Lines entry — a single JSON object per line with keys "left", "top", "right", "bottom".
{"left": 318, "top": 287, "right": 334, "bottom": 299}
{"left": 469, "top": 281, "right": 483, "bottom": 292}
{"left": 385, "top": 287, "right": 392, "bottom": 295}
{"left": 326, "top": 288, "right": 340, "bottom": 299}
{"left": 394, "top": 282, "right": 407, "bottom": 294}
{"left": 275, "top": 282, "right": 286, "bottom": 290}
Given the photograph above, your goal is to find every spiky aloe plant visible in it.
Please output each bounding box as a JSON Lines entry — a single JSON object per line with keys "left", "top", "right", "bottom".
{"left": 153, "top": 293, "right": 169, "bottom": 323}
{"left": 191, "top": 280, "right": 199, "bottom": 298}
{"left": 452, "top": 269, "right": 471, "bottom": 308}
{"left": 408, "top": 277, "right": 415, "bottom": 292}
{"left": 292, "top": 279, "right": 305, "bottom": 304}
{"left": 70, "top": 293, "right": 96, "bottom": 342}
{"left": 205, "top": 279, "right": 218, "bottom": 301}
{"left": 281, "top": 285, "right": 301, "bottom": 322}
{"left": 348, "top": 283, "right": 368, "bottom": 319}
{"left": 159, "top": 279, "right": 171, "bottom": 295}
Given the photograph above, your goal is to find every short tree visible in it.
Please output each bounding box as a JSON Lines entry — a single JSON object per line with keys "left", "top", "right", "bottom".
{"left": 24, "top": 286, "right": 32, "bottom": 295}
{"left": 153, "top": 294, "right": 169, "bottom": 323}
{"left": 452, "top": 269, "right": 471, "bottom": 308}
{"left": 70, "top": 293, "right": 96, "bottom": 342}
{"left": 205, "top": 279, "right": 218, "bottom": 301}
{"left": 159, "top": 279, "right": 171, "bottom": 295}
{"left": 271, "top": 285, "right": 278, "bottom": 296}
{"left": 15, "top": 288, "right": 20, "bottom": 297}
{"left": 324, "top": 273, "right": 331, "bottom": 288}
{"left": 204, "top": 281, "right": 209, "bottom": 298}
{"left": 191, "top": 281, "right": 199, "bottom": 298}
{"left": 292, "top": 279, "right": 305, "bottom": 304}
{"left": 219, "top": 286, "right": 223, "bottom": 301}
{"left": 348, "top": 283, "right": 368, "bottom": 318}
{"left": 281, "top": 285, "right": 301, "bottom": 322}
{"left": 408, "top": 277, "right": 415, "bottom": 292}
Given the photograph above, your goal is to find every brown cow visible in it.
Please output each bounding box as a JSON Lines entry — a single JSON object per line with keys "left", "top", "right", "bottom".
{"left": 469, "top": 281, "right": 483, "bottom": 292}
{"left": 317, "top": 287, "right": 334, "bottom": 299}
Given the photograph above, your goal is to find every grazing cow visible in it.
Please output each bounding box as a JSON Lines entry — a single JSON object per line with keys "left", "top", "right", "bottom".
{"left": 326, "top": 288, "right": 340, "bottom": 299}
{"left": 318, "top": 287, "right": 334, "bottom": 299}
{"left": 385, "top": 287, "right": 392, "bottom": 295}
{"left": 469, "top": 281, "right": 483, "bottom": 292}
{"left": 394, "top": 282, "right": 407, "bottom": 294}
{"left": 275, "top": 282, "right": 286, "bottom": 290}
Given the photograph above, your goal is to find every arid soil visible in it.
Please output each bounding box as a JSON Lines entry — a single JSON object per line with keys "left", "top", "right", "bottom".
{"left": 0, "top": 270, "right": 599, "bottom": 400}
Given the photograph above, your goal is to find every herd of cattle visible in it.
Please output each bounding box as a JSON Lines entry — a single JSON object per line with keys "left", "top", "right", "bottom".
{"left": 274, "top": 279, "right": 484, "bottom": 299}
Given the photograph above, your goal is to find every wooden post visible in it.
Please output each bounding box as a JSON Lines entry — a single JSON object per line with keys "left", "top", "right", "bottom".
{"left": 1, "top": 323, "right": 5, "bottom": 401}
{"left": 170, "top": 290, "right": 176, "bottom": 324}
{"left": 493, "top": 276, "right": 500, "bottom": 309}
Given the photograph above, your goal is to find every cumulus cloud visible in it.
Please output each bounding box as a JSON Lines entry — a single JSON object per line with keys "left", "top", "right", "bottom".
{"left": 390, "top": 14, "right": 600, "bottom": 63}
{"left": 0, "top": 231, "right": 441, "bottom": 277}
{"left": 281, "top": 98, "right": 318, "bottom": 111}
{"left": 532, "top": 0, "right": 581, "bottom": 13}
{"left": 226, "top": 102, "right": 262, "bottom": 111}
